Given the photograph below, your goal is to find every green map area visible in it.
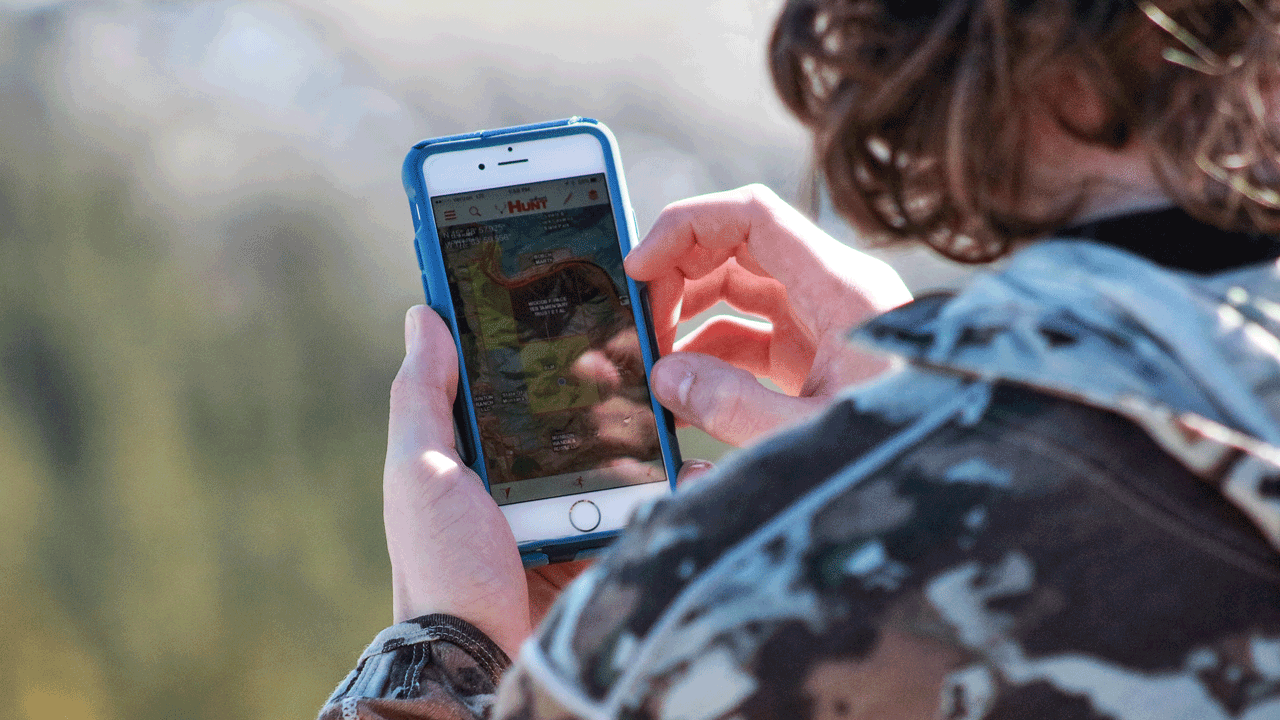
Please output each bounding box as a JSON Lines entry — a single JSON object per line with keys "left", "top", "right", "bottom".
{"left": 467, "top": 260, "right": 517, "bottom": 349}
{"left": 463, "top": 256, "right": 600, "bottom": 415}
{"left": 521, "top": 336, "right": 599, "bottom": 414}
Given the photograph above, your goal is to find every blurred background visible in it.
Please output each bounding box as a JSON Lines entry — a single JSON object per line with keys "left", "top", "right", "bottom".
{"left": 0, "top": 1, "right": 967, "bottom": 718}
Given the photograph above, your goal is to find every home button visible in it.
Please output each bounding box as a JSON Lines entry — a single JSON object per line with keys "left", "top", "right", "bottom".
{"left": 569, "top": 500, "right": 601, "bottom": 532}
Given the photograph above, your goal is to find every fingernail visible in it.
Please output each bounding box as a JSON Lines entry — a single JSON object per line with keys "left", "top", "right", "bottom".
{"left": 654, "top": 357, "right": 693, "bottom": 408}
{"left": 676, "top": 368, "right": 694, "bottom": 407}
{"left": 676, "top": 459, "right": 715, "bottom": 487}
{"left": 404, "top": 306, "right": 420, "bottom": 355}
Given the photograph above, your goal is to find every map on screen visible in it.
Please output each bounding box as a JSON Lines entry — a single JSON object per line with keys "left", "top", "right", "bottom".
{"left": 434, "top": 174, "right": 663, "bottom": 505}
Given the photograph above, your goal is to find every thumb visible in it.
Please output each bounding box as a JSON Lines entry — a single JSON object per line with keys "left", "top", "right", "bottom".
{"left": 651, "top": 352, "right": 825, "bottom": 447}
{"left": 387, "top": 305, "right": 461, "bottom": 462}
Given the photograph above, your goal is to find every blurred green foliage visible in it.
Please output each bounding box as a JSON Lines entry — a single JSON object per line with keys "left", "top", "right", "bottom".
{"left": 0, "top": 66, "right": 736, "bottom": 720}
{"left": 0, "top": 4, "right": 769, "bottom": 715}
{"left": 0, "top": 92, "right": 405, "bottom": 720}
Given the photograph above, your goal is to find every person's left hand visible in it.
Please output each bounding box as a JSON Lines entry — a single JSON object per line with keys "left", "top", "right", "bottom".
{"left": 386, "top": 306, "right": 719, "bottom": 653}
{"left": 385, "top": 306, "right": 534, "bottom": 658}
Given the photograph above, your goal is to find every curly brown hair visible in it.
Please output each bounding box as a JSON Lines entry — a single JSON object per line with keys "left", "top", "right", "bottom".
{"left": 769, "top": 0, "right": 1280, "bottom": 262}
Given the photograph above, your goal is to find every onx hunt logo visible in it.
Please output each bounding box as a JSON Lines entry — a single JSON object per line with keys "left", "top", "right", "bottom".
{"left": 507, "top": 197, "right": 548, "bottom": 214}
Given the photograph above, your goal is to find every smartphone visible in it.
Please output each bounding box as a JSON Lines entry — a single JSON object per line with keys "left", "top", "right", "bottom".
{"left": 402, "top": 118, "right": 681, "bottom": 565}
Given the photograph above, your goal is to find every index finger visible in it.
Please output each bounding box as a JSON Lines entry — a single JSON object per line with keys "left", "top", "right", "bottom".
{"left": 626, "top": 185, "right": 840, "bottom": 277}
{"left": 624, "top": 184, "right": 859, "bottom": 324}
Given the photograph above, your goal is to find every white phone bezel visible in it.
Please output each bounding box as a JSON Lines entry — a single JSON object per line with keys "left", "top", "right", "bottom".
{"left": 421, "top": 131, "right": 671, "bottom": 546}
{"left": 422, "top": 134, "right": 607, "bottom": 195}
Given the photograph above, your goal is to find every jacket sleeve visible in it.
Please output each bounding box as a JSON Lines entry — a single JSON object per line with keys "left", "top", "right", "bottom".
{"left": 317, "top": 614, "right": 511, "bottom": 720}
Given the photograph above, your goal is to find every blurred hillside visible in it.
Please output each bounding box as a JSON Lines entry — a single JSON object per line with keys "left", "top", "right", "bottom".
{"left": 0, "top": 2, "right": 968, "bottom": 719}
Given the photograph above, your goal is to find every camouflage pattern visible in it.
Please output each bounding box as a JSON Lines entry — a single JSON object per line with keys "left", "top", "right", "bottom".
{"left": 323, "top": 241, "right": 1280, "bottom": 719}
{"left": 320, "top": 614, "right": 509, "bottom": 720}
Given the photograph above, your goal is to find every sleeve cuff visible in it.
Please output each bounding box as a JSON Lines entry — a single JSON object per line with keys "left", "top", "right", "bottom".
{"left": 323, "top": 614, "right": 512, "bottom": 708}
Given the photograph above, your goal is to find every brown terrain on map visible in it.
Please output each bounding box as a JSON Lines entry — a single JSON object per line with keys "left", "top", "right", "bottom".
{"left": 474, "top": 241, "right": 627, "bottom": 342}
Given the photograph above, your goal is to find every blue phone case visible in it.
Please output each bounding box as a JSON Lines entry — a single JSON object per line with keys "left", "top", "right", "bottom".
{"left": 401, "top": 118, "right": 681, "bottom": 567}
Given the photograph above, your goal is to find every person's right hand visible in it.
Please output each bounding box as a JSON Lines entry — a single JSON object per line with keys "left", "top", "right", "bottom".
{"left": 624, "top": 184, "right": 911, "bottom": 447}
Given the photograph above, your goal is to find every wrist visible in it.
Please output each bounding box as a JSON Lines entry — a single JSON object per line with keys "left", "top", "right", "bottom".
{"left": 391, "top": 570, "right": 532, "bottom": 659}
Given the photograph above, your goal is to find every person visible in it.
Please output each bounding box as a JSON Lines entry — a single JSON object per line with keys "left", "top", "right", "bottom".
{"left": 320, "top": 0, "right": 1280, "bottom": 717}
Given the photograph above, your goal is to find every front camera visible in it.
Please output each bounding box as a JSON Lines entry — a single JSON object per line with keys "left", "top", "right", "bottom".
{"left": 478, "top": 163, "right": 485, "bottom": 170}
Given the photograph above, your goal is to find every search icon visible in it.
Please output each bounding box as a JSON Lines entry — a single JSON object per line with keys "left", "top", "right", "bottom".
{"left": 469, "top": 206, "right": 481, "bottom": 217}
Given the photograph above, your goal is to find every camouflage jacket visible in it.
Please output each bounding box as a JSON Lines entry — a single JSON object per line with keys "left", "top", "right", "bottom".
{"left": 321, "top": 240, "right": 1280, "bottom": 720}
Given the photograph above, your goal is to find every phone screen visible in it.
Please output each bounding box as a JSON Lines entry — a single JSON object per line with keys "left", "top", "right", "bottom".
{"left": 431, "top": 173, "right": 665, "bottom": 505}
